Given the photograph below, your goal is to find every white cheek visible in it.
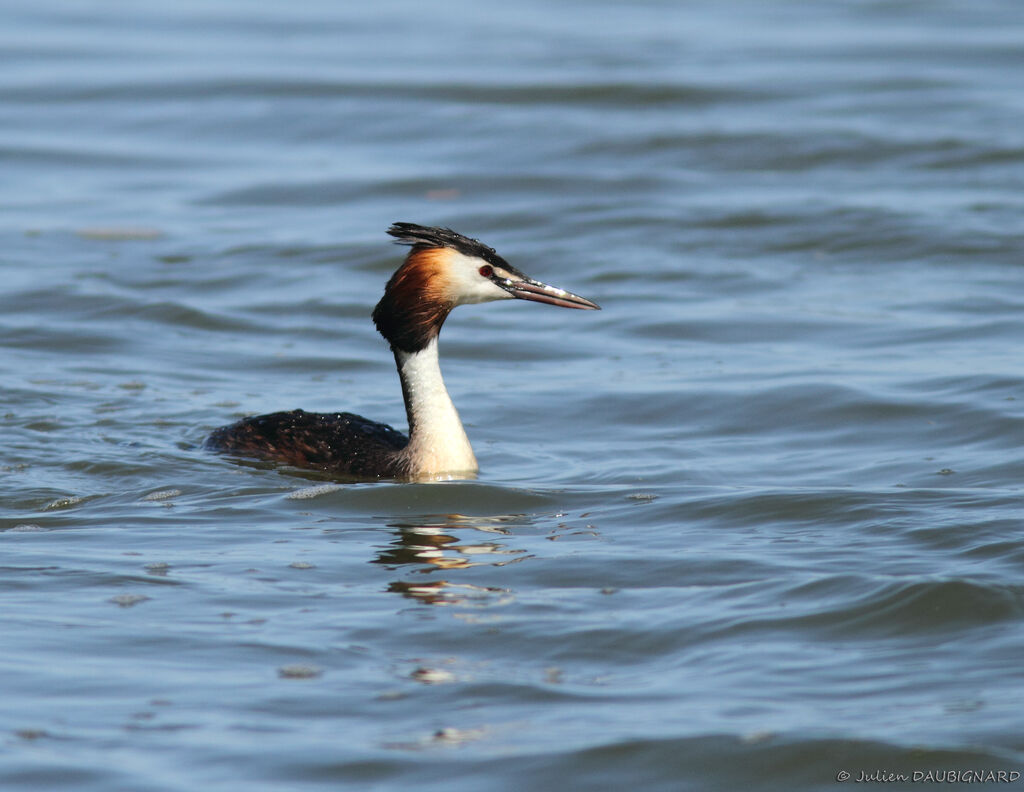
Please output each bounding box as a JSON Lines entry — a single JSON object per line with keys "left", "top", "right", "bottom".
{"left": 446, "top": 252, "right": 514, "bottom": 305}
{"left": 462, "top": 278, "right": 513, "bottom": 304}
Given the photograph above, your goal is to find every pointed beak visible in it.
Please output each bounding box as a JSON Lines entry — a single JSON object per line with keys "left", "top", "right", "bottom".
{"left": 503, "top": 276, "right": 601, "bottom": 310}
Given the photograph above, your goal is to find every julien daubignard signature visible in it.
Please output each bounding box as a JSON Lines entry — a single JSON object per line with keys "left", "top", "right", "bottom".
{"left": 836, "top": 769, "right": 1021, "bottom": 783}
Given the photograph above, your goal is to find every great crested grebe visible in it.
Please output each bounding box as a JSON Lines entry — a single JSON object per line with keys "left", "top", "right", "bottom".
{"left": 205, "top": 223, "right": 600, "bottom": 481}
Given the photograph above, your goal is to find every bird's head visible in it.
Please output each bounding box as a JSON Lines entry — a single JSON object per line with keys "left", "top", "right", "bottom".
{"left": 373, "top": 222, "right": 599, "bottom": 353}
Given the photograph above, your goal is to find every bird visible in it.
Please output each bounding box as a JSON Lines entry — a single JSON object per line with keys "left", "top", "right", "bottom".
{"left": 205, "top": 222, "right": 600, "bottom": 481}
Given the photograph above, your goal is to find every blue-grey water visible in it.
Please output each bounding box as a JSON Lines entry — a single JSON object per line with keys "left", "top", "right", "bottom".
{"left": 3, "top": 1, "right": 1024, "bottom": 790}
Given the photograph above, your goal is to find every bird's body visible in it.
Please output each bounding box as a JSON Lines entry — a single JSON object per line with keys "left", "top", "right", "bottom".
{"left": 205, "top": 223, "right": 599, "bottom": 481}
{"left": 205, "top": 409, "right": 410, "bottom": 478}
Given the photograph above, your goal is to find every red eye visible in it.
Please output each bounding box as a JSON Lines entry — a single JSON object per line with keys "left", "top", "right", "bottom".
{"left": 478, "top": 265, "right": 493, "bottom": 277}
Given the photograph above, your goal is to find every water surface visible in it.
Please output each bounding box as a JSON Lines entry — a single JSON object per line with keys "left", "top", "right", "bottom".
{"left": 3, "top": 1, "right": 1024, "bottom": 790}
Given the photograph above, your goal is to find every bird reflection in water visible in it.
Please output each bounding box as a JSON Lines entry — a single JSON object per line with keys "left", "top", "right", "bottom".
{"left": 374, "top": 514, "right": 529, "bottom": 606}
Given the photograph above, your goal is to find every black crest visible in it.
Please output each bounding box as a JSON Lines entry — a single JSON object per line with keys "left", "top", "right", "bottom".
{"left": 387, "top": 222, "right": 509, "bottom": 268}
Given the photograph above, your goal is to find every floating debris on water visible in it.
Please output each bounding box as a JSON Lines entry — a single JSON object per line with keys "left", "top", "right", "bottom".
{"left": 410, "top": 666, "right": 456, "bottom": 684}
{"left": 277, "top": 665, "right": 322, "bottom": 679}
{"left": 14, "top": 729, "right": 49, "bottom": 741}
{"left": 44, "top": 495, "right": 84, "bottom": 511}
{"left": 383, "top": 725, "right": 486, "bottom": 751}
{"left": 426, "top": 188, "right": 460, "bottom": 200}
{"left": 142, "top": 487, "right": 182, "bottom": 499}
{"left": 431, "top": 726, "right": 485, "bottom": 745}
{"left": 286, "top": 484, "right": 343, "bottom": 500}
{"left": 109, "top": 594, "right": 150, "bottom": 608}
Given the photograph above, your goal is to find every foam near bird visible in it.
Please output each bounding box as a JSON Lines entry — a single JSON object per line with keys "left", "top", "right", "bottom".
{"left": 205, "top": 223, "right": 600, "bottom": 481}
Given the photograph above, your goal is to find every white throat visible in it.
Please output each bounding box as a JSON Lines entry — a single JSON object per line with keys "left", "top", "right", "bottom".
{"left": 395, "top": 338, "right": 478, "bottom": 480}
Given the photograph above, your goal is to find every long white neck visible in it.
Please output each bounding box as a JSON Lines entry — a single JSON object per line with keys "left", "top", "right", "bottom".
{"left": 395, "top": 338, "right": 478, "bottom": 480}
